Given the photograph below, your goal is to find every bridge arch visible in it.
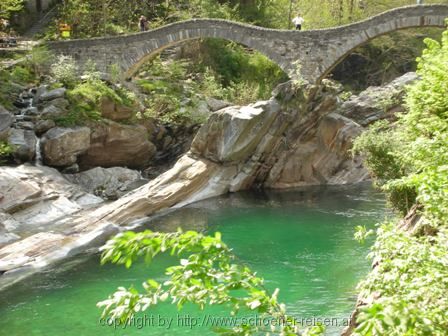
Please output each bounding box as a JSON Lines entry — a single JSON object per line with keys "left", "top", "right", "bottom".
{"left": 47, "top": 5, "right": 448, "bottom": 83}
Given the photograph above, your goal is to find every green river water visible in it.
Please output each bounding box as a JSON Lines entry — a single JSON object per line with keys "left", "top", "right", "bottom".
{"left": 0, "top": 183, "right": 387, "bottom": 336}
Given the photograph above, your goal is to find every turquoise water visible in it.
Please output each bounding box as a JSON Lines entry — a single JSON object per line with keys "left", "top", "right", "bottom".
{"left": 0, "top": 183, "right": 386, "bottom": 336}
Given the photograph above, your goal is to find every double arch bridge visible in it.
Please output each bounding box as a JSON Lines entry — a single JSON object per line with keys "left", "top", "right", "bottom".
{"left": 47, "top": 5, "right": 448, "bottom": 83}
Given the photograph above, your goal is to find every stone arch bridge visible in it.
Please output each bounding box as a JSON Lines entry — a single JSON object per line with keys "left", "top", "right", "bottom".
{"left": 47, "top": 5, "right": 448, "bottom": 83}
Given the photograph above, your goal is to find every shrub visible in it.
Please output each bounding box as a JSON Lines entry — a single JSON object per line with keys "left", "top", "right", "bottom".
{"left": 50, "top": 55, "right": 79, "bottom": 88}
{"left": 26, "top": 46, "right": 54, "bottom": 77}
{"left": 352, "top": 23, "right": 448, "bottom": 336}
{"left": 56, "top": 78, "right": 136, "bottom": 126}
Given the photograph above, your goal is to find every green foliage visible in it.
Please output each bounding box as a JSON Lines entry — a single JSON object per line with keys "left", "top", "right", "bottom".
{"left": 26, "top": 46, "right": 54, "bottom": 78}
{"left": 0, "top": 0, "right": 24, "bottom": 20}
{"left": 53, "top": 0, "right": 448, "bottom": 40}
{"left": 354, "top": 224, "right": 448, "bottom": 336}
{"left": 352, "top": 120, "right": 417, "bottom": 214}
{"left": 0, "top": 62, "right": 38, "bottom": 109}
{"left": 192, "top": 39, "right": 287, "bottom": 98}
{"left": 0, "top": 141, "right": 13, "bottom": 163}
{"left": 352, "top": 24, "right": 448, "bottom": 336}
{"left": 108, "top": 63, "right": 121, "bottom": 84}
{"left": 334, "top": 29, "right": 445, "bottom": 92}
{"left": 50, "top": 55, "right": 79, "bottom": 88}
{"left": 135, "top": 41, "right": 286, "bottom": 125}
{"left": 354, "top": 225, "right": 374, "bottom": 244}
{"left": 57, "top": 76, "right": 136, "bottom": 126}
{"left": 10, "top": 66, "right": 33, "bottom": 83}
{"left": 98, "top": 229, "right": 324, "bottom": 336}
{"left": 354, "top": 27, "right": 448, "bottom": 219}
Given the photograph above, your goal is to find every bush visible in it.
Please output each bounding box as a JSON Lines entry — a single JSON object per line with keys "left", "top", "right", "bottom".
{"left": 352, "top": 24, "right": 448, "bottom": 336}
{"left": 50, "top": 55, "right": 79, "bottom": 88}
{"left": 26, "top": 46, "right": 54, "bottom": 78}
{"left": 56, "top": 78, "right": 136, "bottom": 126}
{"left": 355, "top": 224, "right": 448, "bottom": 336}
{"left": 352, "top": 120, "right": 416, "bottom": 214}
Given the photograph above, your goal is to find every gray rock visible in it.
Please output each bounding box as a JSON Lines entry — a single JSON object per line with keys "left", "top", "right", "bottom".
{"left": 65, "top": 167, "right": 147, "bottom": 200}
{"left": 206, "top": 97, "right": 231, "bottom": 112}
{"left": 191, "top": 100, "right": 280, "bottom": 163}
{"left": 15, "top": 121, "right": 35, "bottom": 130}
{"left": 40, "top": 105, "right": 67, "bottom": 119}
{"left": 33, "top": 85, "right": 48, "bottom": 103}
{"left": 23, "top": 107, "right": 39, "bottom": 116}
{"left": 35, "top": 119, "right": 56, "bottom": 135}
{"left": 39, "top": 88, "right": 66, "bottom": 102}
{"left": 0, "top": 107, "right": 14, "bottom": 141}
{"left": 8, "top": 129, "right": 37, "bottom": 163}
{"left": 41, "top": 127, "right": 91, "bottom": 167}
{"left": 45, "top": 97, "right": 70, "bottom": 110}
{"left": 0, "top": 232, "right": 20, "bottom": 246}
{"left": 61, "top": 163, "right": 80, "bottom": 174}
{"left": 340, "top": 72, "right": 418, "bottom": 126}
{"left": 0, "top": 165, "right": 103, "bottom": 236}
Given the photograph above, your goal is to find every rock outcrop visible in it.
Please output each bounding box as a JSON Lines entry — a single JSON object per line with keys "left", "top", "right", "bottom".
{"left": 78, "top": 120, "right": 156, "bottom": 169}
{"left": 340, "top": 72, "right": 417, "bottom": 126}
{"left": 0, "top": 164, "right": 103, "bottom": 244}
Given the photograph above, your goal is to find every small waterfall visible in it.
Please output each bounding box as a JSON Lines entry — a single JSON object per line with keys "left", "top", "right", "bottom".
{"left": 35, "top": 138, "right": 43, "bottom": 166}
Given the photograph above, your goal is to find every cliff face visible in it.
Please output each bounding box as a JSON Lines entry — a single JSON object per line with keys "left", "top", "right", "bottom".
{"left": 0, "top": 73, "right": 416, "bottom": 290}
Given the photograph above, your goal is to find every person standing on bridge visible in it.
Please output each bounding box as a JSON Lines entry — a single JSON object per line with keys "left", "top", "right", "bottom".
{"left": 139, "top": 16, "right": 148, "bottom": 32}
{"left": 292, "top": 13, "right": 304, "bottom": 31}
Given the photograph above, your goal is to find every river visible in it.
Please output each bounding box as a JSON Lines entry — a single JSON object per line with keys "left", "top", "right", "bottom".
{"left": 0, "top": 183, "right": 387, "bottom": 336}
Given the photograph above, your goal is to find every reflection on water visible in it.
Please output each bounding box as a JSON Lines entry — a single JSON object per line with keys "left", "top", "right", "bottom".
{"left": 0, "top": 182, "right": 387, "bottom": 336}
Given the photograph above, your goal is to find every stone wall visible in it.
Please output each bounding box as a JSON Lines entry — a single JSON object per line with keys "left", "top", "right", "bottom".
{"left": 47, "top": 5, "right": 448, "bottom": 83}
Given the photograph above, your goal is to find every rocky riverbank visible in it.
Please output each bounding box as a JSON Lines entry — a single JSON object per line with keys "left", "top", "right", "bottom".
{"left": 0, "top": 73, "right": 416, "bottom": 290}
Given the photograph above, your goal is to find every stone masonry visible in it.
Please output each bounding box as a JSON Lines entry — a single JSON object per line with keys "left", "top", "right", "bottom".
{"left": 47, "top": 5, "right": 448, "bottom": 83}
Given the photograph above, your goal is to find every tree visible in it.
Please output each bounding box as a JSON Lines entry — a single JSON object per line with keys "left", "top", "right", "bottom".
{"left": 0, "top": 0, "right": 24, "bottom": 20}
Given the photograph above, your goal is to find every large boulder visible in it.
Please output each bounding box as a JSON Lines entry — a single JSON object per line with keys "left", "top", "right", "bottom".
{"left": 191, "top": 100, "right": 280, "bottom": 163}
{"left": 41, "top": 127, "right": 91, "bottom": 167}
{"left": 34, "top": 119, "right": 56, "bottom": 136}
{"left": 0, "top": 106, "right": 13, "bottom": 141}
{"left": 78, "top": 120, "right": 156, "bottom": 169}
{"left": 65, "top": 167, "right": 147, "bottom": 200}
{"left": 8, "top": 129, "right": 36, "bottom": 163}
